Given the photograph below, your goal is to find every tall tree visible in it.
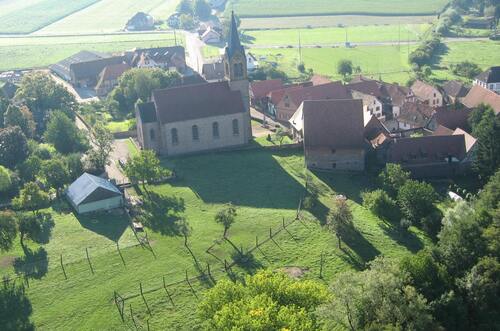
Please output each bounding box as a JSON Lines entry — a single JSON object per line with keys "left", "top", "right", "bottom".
{"left": 3, "top": 105, "right": 35, "bottom": 138}
{"left": 15, "top": 72, "right": 76, "bottom": 135}
{"left": 41, "top": 159, "right": 70, "bottom": 196}
{"left": 17, "top": 156, "right": 42, "bottom": 183}
{"left": 472, "top": 107, "right": 499, "bottom": 180}
{"left": 397, "top": 180, "right": 438, "bottom": 224}
{"left": 0, "top": 126, "right": 29, "bottom": 169}
{"left": 43, "top": 111, "right": 88, "bottom": 154}
{"left": 124, "top": 150, "right": 170, "bottom": 193}
{"left": 0, "top": 211, "right": 18, "bottom": 252}
{"left": 327, "top": 199, "right": 353, "bottom": 249}
{"left": 87, "top": 124, "right": 114, "bottom": 172}
{"left": 12, "top": 182, "right": 50, "bottom": 215}
{"left": 378, "top": 163, "right": 410, "bottom": 198}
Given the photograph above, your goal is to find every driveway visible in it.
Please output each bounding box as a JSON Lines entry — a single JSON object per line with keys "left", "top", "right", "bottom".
{"left": 185, "top": 31, "right": 207, "bottom": 73}
{"left": 106, "top": 139, "right": 132, "bottom": 184}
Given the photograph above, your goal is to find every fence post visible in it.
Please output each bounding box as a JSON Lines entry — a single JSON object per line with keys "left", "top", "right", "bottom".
{"left": 319, "top": 252, "right": 324, "bottom": 279}
{"left": 140, "top": 282, "right": 151, "bottom": 315}
{"left": 163, "top": 276, "right": 175, "bottom": 307}
{"left": 60, "top": 254, "right": 68, "bottom": 280}
{"left": 255, "top": 235, "right": 258, "bottom": 247}
{"left": 282, "top": 217, "right": 285, "bottom": 228}
{"left": 269, "top": 227, "right": 272, "bottom": 238}
{"left": 116, "top": 242, "right": 126, "bottom": 266}
{"left": 114, "top": 291, "right": 124, "bottom": 322}
{"left": 224, "top": 259, "right": 228, "bottom": 272}
{"left": 85, "top": 248, "right": 94, "bottom": 275}
{"left": 130, "top": 304, "right": 138, "bottom": 330}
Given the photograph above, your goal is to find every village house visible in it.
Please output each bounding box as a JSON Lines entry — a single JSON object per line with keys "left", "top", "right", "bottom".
{"left": 411, "top": 80, "right": 444, "bottom": 108}
{"left": 250, "top": 79, "right": 284, "bottom": 108}
{"left": 136, "top": 12, "right": 251, "bottom": 157}
{"left": 271, "top": 82, "right": 352, "bottom": 122}
{"left": 126, "top": 12, "right": 155, "bottom": 31}
{"left": 462, "top": 85, "right": 500, "bottom": 115}
{"left": 50, "top": 51, "right": 116, "bottom": 84}
{"left": 201, "top": 27, "right": 222, "bottom": 44}
{"left": 442, "top": 80, "right": 470, "bottom": 104}
{"left": 127, "top": 46, "right": 186, "bottom": 73}
{"left": 95, "top": 63, "right": 131, "bottom": 96}
{"left": 386, "top": 100, "right": 435, "bottom": 132}
{"left": 427, "top": 108, "right": 471, "bottom": 132}
{"left": 473, "top": 66, "right": 500, "bottom": 94}
{"left": 301, "top": 99, "right": 366, "bottom": 171}
{"left": 69, "top": 56, "right": 125, "bottom": 88}
{"left": 202, "top": 60, "right": 225, "bottom": 82}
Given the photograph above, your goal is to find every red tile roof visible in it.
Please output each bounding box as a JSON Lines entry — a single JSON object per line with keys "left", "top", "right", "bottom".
{"left": 152, "top": 81, "right": 245, "bottom": 124}
{"left": 433, "top": 125, "right": 454, "bottom": 136}
{"left": 411, "top": 80, "right": 440, "bottom": 101}
{"left": 310, "top": 74, "right": 332, "bottom": 86}
{"left": 303, "top": 99, "right": 365, "bottom": 150}
{"left": 99, "top": 63, "right": 130, "bottom": 82}
{"left": 433, "top": 108, "right": 471, "bottom": 131}
{"left": 250, "top": 79, "right": 283, "bottom": 99}
{"left": 285, "top": 82, "right": 351, "bottom": 107}
{"left": 387, "top": 135, "right": 466, "bottom": 164}
{"left": 462, "top": 85, "right": 500, "bottom": 115}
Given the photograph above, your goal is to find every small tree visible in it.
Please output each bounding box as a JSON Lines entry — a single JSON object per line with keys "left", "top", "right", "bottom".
{"left": 327, "top": 199, "right": 353, "bottom": 249}
{"left": 275, "top": 127, "right": 287, "bottom": 146}
{"left": 378, "top": 163, "right": 410, "bottom": 198}
{"left": 44, "top": 111, "right": 88, "bottom": 154}
{"left": 0, "top": 166, "right": 12, "bottom": 194}
{"left": 87, "top": 124, "right": 114, "bottom": 172}
{"left": 0, "top": 211, "right": 18, "bottom": 252}
{"left": 125, "top": 150, "right": 170, "bottom": 194}
{"left": 41, "top": 159, "right": 70, "bottom": 196}
{"left": 3, "top": 104, "right": 35, "bottom": 138}
{"left": 337, "top": 60, "right": 353, "bottom": 79}
{"left": 214, "top": 203, "right": 237, "bottom": 238}
{"left": 12, "top": 182, "right": 50, "bottom": 215}
{"left": 397, "top": 180, "right": 438, "bottom": 226}
{"left": 473, "top": 107, "right": 499, "bottom": 180}
{"left": 17, "top": 213, "right": 43, "bottom": 249}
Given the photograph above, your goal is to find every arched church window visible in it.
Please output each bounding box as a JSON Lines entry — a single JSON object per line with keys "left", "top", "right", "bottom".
{"left": 192, "top": 125, "right": 199, "bottom": 141}
{"left": 150, "top": 129, "right": 156, "bottom": 141}
{"left": 212, "top": 122, "right": 219, "bottom": 138}
{"left": 232, "top": 119, "right": 239, "bottom": 135}
{"left": 171, "top": 128, "right": 178, "bottom": 145}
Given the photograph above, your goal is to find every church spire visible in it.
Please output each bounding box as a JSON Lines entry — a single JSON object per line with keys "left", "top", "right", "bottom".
{"left": 226, "top": 11, "right": 243, "bottom": 58}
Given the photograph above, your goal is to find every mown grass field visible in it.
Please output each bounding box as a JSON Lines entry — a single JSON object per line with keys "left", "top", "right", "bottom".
{"left": 0, "top": 148, "right": 431, "bottom": 330}
{"left": 240, "top": 15, "right": 436, "bottom": 30}
{"left": 243, "top": 24, "right": 431, "bottom": 46}
{"left": 0, "top": 0, "right": 99, "bottom": 34}
{"left": 251, "top": 44, "right": 416, "bottom": 84}
{"left": 35, "top": 0, "right": 180, "bottom": 35}
{"left": 226, "top": 0, "right": 449, "bottom": 17}
{"left": 0, "top": 33, "right": 182, "bottom": 70}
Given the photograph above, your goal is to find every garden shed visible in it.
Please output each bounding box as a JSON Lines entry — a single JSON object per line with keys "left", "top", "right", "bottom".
{"left": 66, "top": 173, "right": 123, "bottom": 214}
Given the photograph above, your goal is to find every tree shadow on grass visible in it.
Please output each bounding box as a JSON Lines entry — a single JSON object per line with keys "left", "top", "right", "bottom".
{"left": 312, "top": 171, "right": 376, "bottom": 205}
{"left": 231, "top": 250, "right": 263, "bottom": 275}
{"left": 139, "top": 191, "right": 186, "bottom": 237}
{"left": 379, "top": 221, "right": 424, "bottom": 253}
{"left": 430, "top": 42, "right": 450, "bottom": 70}
{"left": 166, "top": 149, "right": 306, "bottom": 209}
{"left": 13, "top": 247, "right": 48, "bottom": 280}
{"left": 0, "top": 278, "right": 34, "bottom": 331}
{"left": 342, "top": 227, "right": 380, "bottom": 266}
{"left": 75, "top": 211, "right": 130, "bottom": 242}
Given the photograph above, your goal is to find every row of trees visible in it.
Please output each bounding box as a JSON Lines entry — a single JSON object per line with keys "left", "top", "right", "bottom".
{"left": 176, "top": 0, "right": 212, "bottom": 29}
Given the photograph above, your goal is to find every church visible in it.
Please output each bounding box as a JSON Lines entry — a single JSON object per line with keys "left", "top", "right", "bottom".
{"left": 136, "top": 12, "right": 252, "bottom": 156}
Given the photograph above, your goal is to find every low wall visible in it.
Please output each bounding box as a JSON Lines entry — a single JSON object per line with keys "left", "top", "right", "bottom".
{"left": 113, "top": 130, "right": 137, "bottom": 139}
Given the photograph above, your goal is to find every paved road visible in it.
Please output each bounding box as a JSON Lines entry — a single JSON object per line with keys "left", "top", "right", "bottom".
{"left": 185, "top": 32, "right": 206, "bottom": 73}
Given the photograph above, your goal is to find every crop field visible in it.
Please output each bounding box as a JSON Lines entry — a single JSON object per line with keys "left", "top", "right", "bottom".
{"left": 35, "top": 0, "right": 180, "bottom": 35}
{"left": 0, "top": 0, "right": 99, "bottom": 34}
{"left": 251, "top": 44, "right": 416, "bottom": 84}
{"left": 240, "top": 15, "right": 436, "bottom": 30}
{"left": 0, "top": 33, "right": 182, "bottom": 70}
{"left": 0, "top": 148, "right": 431, "bottom": 330}
{"left": 226, "top": 0, "right": 449, "bottom": 17}
{"left": 243, "top": 24, "right": 431, "bottom": 46}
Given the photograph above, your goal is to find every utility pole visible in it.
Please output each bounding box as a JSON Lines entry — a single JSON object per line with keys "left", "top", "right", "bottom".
{"left": 174, "top": 29, "right": 177, "bottom": 46}
{"left": 298, "top": 30, "right": 302, "bottom": 64}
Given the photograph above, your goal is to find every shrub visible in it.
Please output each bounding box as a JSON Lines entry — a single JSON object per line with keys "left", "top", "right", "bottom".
{"left": 362, "top": 190, "right": 401, "bottom": 223}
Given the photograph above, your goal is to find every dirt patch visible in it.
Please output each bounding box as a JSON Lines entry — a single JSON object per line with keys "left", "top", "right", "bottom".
{"left": 280, "top": 266, "right": 309, "bottom": 279}
{"left": 0, "top": 255, "right": 16, "bottom": 268}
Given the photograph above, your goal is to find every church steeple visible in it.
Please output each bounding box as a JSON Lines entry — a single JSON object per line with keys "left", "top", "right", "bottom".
{"left": 224, "top": 11, "right": 247, "bottom": 81}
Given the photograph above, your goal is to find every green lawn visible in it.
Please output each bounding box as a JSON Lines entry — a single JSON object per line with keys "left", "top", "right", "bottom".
{"left": 251, "top": 44, "right": 416, "bottom": 84}
{"left": 106, "top": 119, "right": 135, "bottom": 133}
{"left": 0, "top": 148, "right": 432, "bottom": 330}
{"left": 431, "top": 40, "right": 500, "bottom": 82}
{"left": 36, "top": 0, "right": 180, "bottom": 35}
{"left": 243, "top": 24, "right": 431, "bottom": 46}
{"left": 0, "top": 0, "right": 99, "bottom": 34}
{"left": 0, "top": 33, "right": 181, "bottom": 70}
{"left": 227, "top": 0, "right": 448, "bottom": 17}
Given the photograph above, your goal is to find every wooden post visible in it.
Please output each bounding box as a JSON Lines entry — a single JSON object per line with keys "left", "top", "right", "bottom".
{"left": 224, "top": 259, "right": 228, "bottom": 272}
{"left": 60, "top": 254, "right": 67, "bottom": 280}
{"left": 319, "top": 252, "right": 324, "bottom": 279}
{"left": 114, "top": 291, "right": 124, "bottom": 322}
{"left": 255, "top": 235, "right": 258, "bottom": 247}
{"left": 130, "top": 304, "right": 138, "bottom": 330}
{"left": 147, "top": 319, "right": 150, "bottom": 331}
{"left": 282, "top": 217, "right": 285, "bottom": 228}
{"left": 140, "top": 282, "right": 151, "bottom": 315}
{"left": 269, "top": 227, "right": 272, "bottom": 238}
{"left": 207, "top": 263, "right": 212, "bottom": 278}
{"left": 116, "top": 242, "right": 126, "bottom": 266}
{"left": 86, "top": 248, "right": 94, "bottom": 274}
{"left": 163, "top": 276, "right": 175, "bottom": 307}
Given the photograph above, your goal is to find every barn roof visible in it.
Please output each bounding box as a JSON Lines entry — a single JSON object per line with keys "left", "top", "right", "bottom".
{"left": 66, "top": 173, "right": 122, "bottom": 206}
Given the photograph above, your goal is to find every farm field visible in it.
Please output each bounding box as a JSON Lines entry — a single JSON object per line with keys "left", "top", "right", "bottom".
{"left": 35, "top": 0, "right": 180, "bottom": 35}
{"left": 0, "top": 0, "right": 99, "bottom": 34}
{"left": 226, "top": 0, "right": 449, "bottom": 17}
{"left": 251, "top": 45, "right": 416, "bottom": 84}
{"left": 240, "top": 15, "right": 436, "bottom": 29}
{"left": 243, "top": 24, "right": 431, "bottom": 46}
{"left": 432, "top": 40, "right": 500, "bottom": 82}
{"left": 0, "top": 33, "right": 181, "bottom": 70}
{"left": 0, "top": 148, "right": 432, "bottom": 330}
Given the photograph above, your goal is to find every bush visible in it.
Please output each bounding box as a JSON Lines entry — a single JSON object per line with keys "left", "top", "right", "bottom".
{"left": 451, "top": 61, "right": 482, "bottom": 79}
{"left": 409, "top": 36, "right": 441, "bottom": 67}
{"left": 362, "top": 190, "right": 401, "bottom": 223}
{"left": 397, "top": 180, "right": 439, "bottom": 227}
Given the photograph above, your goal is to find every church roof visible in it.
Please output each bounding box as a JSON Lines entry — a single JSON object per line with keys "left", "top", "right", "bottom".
{"left": 225, "top": 11, "right": 244, "bottom": 59}
{"left": 152, "top": 81, "right": 246, "bottom": 124}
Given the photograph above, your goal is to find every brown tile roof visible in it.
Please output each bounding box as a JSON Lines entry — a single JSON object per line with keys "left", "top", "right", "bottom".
{"left": 347, "top": 80, "right": 385, "bottom": 98}
{"left": 310, "top": 74, "right": 332, "bottom": 86}
{"left": 433, "top": 125, "right": 454, "bottom": 136}
{"left": 364, "top": 115, "right": 390, "bottom": 140}
{"left": 250, "top": 79, "right": 283, "bottom": 99}
{"left": 70, "top": 56, "right": 124, "bottom": 81}
{"left": 303, "top": 99, "right": 365, "bottom": 150}
{"left": 268, "top": 83, "right": 309, "bottom": 105}
{"left": 202, "top": 60, "right": 225, "bottom": 81}
{"left": 453, "top": 128, "right": 476, "bottom": 153}
{"left": 442, "top": 80, "right": 469, "bottom": 99}
{"left": 98, "top": 63, "right": 130, "bottom": 82}
{"left": 152, "top": 81, "right": 245, "bottom": 124}
{"left": 411, "top": 80, "right": 440, "bottom": 101}
{"left": 381, "top": 83, "right": 411, "bottom": 107}
{"left": 285, "top": 82, "right": 351, "bottom": 107}
{"left": 398, "top": 101, "right": 435, "bottom": 127}
{"left": 433, "top": 108, "right": 471, "bottom": 131}
{"left": 387, "top": 135, "right": 467, "bottom": 164}
{"left": 462, "top": 85, "right": 500, "bottom": 115}
{"left": 131, "top": 46, "right": 185, "bottom": 67}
